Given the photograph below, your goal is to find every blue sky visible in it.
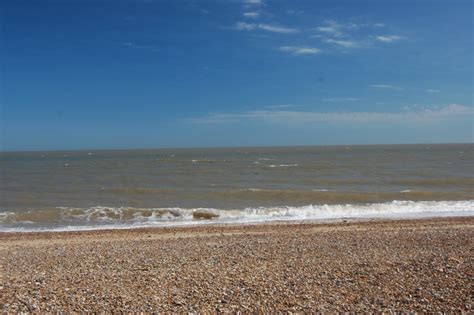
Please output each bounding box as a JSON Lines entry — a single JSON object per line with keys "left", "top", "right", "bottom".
{"left": 2, "top": 0, "right": 473, "bottom": 151}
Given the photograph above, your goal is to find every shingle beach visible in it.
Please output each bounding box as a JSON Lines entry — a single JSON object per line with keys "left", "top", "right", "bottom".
{"left": 1, "top": 217, "right": 472, "bottom": 312}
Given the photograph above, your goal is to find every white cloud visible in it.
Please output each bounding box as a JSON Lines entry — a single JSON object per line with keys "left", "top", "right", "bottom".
{"left": 311, "top": 21, "right": 404, "bottom": 51}
{"left": 279, "top": 46, "right": 321, "bottom": 55}
{"left": 265, "top": 104, "right": 293, "bottom": 109}
{"left": 235, "top": 22, "right": 256, "bottom": 30}
{"left": 323, "top": 97, "right": 359, "bottom": 102}
{"left": 325, "top": 38, "right": 359, "bottom": 48}
{"left": 314, "top": 20, "right": 358, "bottom": 37}
{"left": 243, "top": 12, "right": 259, "bottom": 18}
{"left": 375, "top": 35, "right": 402, "bottom": 43}
{"left": 316, "top": 26, "right": 343, "bottom": 36}
{"left": 234, "top": 22, "right": 298, "bottom": 33}
{"left": 244, "top": 0, "right": 262, "bottom": 4}
{"left": 189, "top": 105, "right": 473, "bottom": 124}
{"left": 316, "top": 20, "right": 346, "bottom": 37}
{"left": 315, "top": 24, "right": 344, "bottom": 37}
{"left": 258, "top": 24, "right": 298, "bottom": 34}
{"left": 371, "top": 84, "right": 404, "bottom": 91}
{"left": 426, "top": 89, "right": 440, "bottom": 93}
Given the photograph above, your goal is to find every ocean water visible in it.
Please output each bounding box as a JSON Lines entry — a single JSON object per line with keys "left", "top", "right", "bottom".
{"left": 1, "top": 144, "right": 473, "bottom": 231}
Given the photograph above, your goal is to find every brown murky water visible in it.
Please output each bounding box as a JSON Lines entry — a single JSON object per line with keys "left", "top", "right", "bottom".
{"left": 1, "top": 144, "right": 473, "bottom": 230}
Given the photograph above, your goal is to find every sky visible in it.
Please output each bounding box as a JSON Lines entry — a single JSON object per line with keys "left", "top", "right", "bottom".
{"left": 1, "top": 0, "right": 473, "bottom": 151}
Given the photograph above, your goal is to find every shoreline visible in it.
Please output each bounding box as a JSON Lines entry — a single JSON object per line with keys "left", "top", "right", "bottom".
{"left": 1, "top": 208, "right": 473, "bottom": 234}
{"left": 1, "top": 216, "right": 473, "bottom": 312}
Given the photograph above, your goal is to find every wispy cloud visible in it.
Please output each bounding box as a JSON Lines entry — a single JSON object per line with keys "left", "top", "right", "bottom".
{"left": 243, "top": 12, "right": 259, "bottom": 19}
{"left": 244, "top": 0, "right": 262, "bottom": 4}
{"left": 235, "top": 22, "right": 256, "bottom": 30}
{"left": 325, "top": 38, "right": 359, "bottom": 48}
{"left": 279, "top": 46, "right": 321, "bottom": 55}
{"left": 234, "top": 22, "right": 298, "bottom": 33}
{"left": 265, "top": 104, "right": 293, "bottom": 109}
{"left": 188, "top": 105, "right": 473, "bottom": 125}
{"left": 314, "top": 20, "right": 353, "bottom": 37}
{"left": 323, "top": 97, "right": 359, "bottom": 102}
{"left": 375, "top": 35, "right": 402, "bottom": 43}
{"left": 371, "top": 84, "right": 404, "bottom": 91}
{"left": 121, "top": 42, "right": 160, "bottom": 52}
{"left": 426, "top": 89, "right": 440, "bottom": 93}
{"left": 258, "top": 24, "right": 298, "bottom": 33}
{"left": 311, "top": 20, "right": 405, "bottom": 51}
{"left": 316, "top": 25, "right": 343, "bottom": 37}
{"left": 287, "top": 9, "right": 304, "bottom": 15}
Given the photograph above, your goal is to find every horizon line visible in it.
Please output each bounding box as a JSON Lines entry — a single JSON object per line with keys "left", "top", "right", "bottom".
{"left": 1, "top": 142, "right": 472, "bottom": 154}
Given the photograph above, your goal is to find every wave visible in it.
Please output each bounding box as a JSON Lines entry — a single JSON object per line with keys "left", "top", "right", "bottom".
{"left": 1, "top": 200, "right": 473, "bottom": 232}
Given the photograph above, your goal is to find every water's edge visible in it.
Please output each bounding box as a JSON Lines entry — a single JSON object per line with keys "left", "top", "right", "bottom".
{"left": 1, "top": 200, "right": 473, "bottom": 232}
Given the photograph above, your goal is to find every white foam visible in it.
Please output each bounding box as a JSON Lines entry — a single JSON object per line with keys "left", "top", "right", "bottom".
{"left": 242, "top": 188, "right": 263, "bottom": 192}
{"left": 268, "top": 164, "right": 298, "bottom": 168}
{"left": 0, "top": 211, "right": 16, "bottom": 222}
{"left": 1, "top": 200, "right": 473, "bottom": 232}
{"left": 231, "top": 200, "right": 474, "bottom": 221}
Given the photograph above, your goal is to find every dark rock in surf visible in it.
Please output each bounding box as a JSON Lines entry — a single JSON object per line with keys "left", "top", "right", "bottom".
{"left": 192, "top": 210, "right": 219, "bottom": 220}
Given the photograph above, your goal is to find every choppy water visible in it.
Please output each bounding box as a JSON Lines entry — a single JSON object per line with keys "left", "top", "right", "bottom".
{"left": 1, "top": 144, "right": 473, "bottom": 231}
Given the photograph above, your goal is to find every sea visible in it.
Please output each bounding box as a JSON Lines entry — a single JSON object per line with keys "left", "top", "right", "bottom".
{"left": 1, "top": 144, "right": 473, "bottom": 232}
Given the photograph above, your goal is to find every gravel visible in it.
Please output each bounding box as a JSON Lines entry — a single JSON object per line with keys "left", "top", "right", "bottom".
{"left": 1, "top": 217, "right": 473, "bottom": 312}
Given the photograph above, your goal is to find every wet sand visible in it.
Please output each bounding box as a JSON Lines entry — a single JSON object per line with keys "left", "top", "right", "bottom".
{"left": 1, "top": 217, "right": 473, "bottom": 312}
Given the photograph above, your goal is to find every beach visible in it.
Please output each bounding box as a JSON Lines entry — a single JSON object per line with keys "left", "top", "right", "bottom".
{"left": 1, "top": 217, "right": 472, "bottom": 312}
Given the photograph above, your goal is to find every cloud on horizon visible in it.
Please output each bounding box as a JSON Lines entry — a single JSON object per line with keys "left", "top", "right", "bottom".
{"left": 323, "top": 97, "right": 359, "bottom": 102}
{"left": 371, "top": 84, "right": 404, "bottom": 91}
{"left": 188, "top": 105, "right": 473, "bottom": 125}
{"left": 265, "top": 104, "right": 293, "bottom": 109}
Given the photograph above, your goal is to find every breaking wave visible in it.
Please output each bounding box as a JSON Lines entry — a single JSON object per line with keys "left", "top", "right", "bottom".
{"left": 1, "top": 200, "right": 473, "bottom": 232}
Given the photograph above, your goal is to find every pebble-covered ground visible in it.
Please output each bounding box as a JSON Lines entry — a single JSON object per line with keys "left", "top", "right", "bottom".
{"left": 1, "top": 217, "right": 473, "bottom": 312}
